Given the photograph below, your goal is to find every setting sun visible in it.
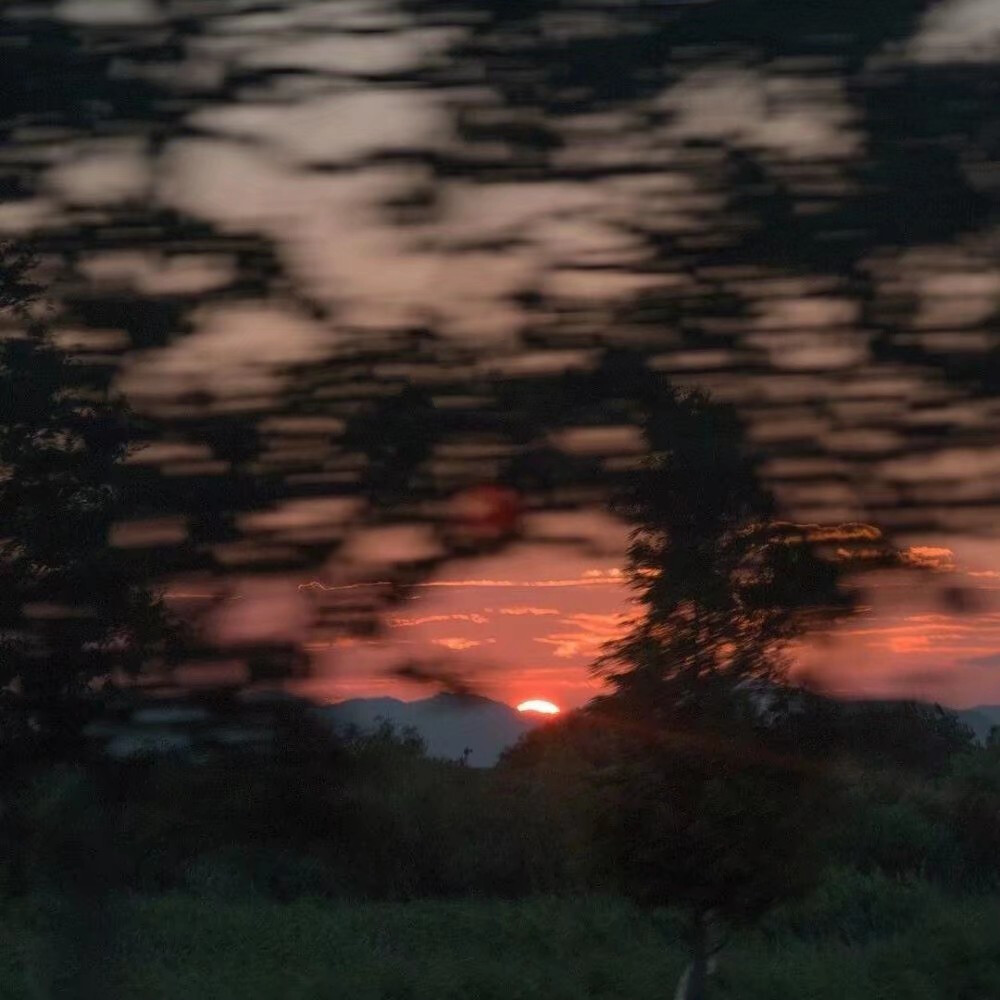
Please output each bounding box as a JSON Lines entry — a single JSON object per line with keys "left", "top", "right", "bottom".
{"left": 516, "top": 699, "right": 561, "bottom": 715}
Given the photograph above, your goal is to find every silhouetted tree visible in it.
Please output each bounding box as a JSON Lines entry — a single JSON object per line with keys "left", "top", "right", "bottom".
{"left": 592, "top": 385, "right": 853, "bottom": 1000}
{"left": 787, "top": 696, "right": 977, "bottom": 778}
{"left": 599, "top": 386, "right": 851, "bottom": 719}
{"left": 0, "top": 246, "right": 176, "bottom": 758}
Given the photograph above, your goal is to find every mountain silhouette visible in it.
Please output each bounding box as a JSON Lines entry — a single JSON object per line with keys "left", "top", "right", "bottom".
{"left": 317, "top": 693, "right": 546, "bottom": 766}
{"left": 83, "top": 690, "right": 997, "bottom": 764}
{"left": 955, "top": 705, "right": 1000, "bottom": 743}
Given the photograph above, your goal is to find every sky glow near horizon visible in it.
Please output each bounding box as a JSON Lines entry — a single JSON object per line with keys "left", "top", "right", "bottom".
{"left": 175, "top": 522, "right": 1000, "bottom": 710}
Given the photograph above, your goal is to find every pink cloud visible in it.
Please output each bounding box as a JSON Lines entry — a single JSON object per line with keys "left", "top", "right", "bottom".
{"left": 431, "top": 637, "right": 495, "bottom": 651}
{"left": 211, "top": 578, "right": 311, "bottom": 645}
{"left": 497, "top": 606, "right": 560, "bottom": 616}
{"left": 389, "top": 613, "right": 490, "bottom": 627}
{"left": 299, "top": 574, "right": 629, "bottom": 592}
{"left": 901, "top": 545, "right": 956, "bottom": 571}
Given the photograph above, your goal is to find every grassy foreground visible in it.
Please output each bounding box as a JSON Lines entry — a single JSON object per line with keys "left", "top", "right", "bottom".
{"left": 3, "top": 883, "right": 999, "bottom": 1000}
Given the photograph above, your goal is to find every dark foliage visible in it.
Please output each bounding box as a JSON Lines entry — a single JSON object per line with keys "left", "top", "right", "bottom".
{"left": 0, "top": 248, "right": 177, "bottom": 758}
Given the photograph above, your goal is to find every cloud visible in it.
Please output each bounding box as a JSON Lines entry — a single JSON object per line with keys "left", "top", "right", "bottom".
{"left": 834, "top": 607, "right": 1000, "bottom": 662}
{"left": 957, "top": 652, "right": 1000, "bottom": 670}
{"left": 240, "top": 497, "right": 363, "bottom": 547}
{"left": 57, "top": 0, "right": 161, "bottom": 24}
{"left": 301, "top": 574, "right": 629, "bottom": 592}
{"left": 777, "top": 522, "right": 884, "bottom": 544}
{"left": 239, "top": 29, "right": 459, "bottom": 78}
{"left": 211, "top": 578, "right": 311, "bottom": 645}
{"left": 534, "top": 635, "right": 599, "bottom": 659}
{"left": 46, "top": 139, "right": 152, "bottom": 205}
{"left": 303, "top": 637, "right": 372, "bottom": 651}
{"left": 497, "top": 606, "right": 560, "bottom": 616}
{"left": 431, "top": 637, "right": 495, "bottom": 652}
{"left": 906, "top": 0, "right": 1000, "bottom": 64}
{"left": 120, "top": 304, "right": 333, "bottom": 404}
{"left": 657, "top": 67, "right": 859, "bottom": 161}
{"left": 882, "top": 447, "right": 1000, "bottom": 483}
{"left": 562, "top": 612, "right": 634, "bottom": 629}
{"left": 340, "top": 525, "right": 443, "bottom": 566}
{"left": 901, "top": 546, "right": 957, "bottom": 572}
{"left": 534, "top": 611, "right": 635, "bottom": 659}
{"left": 389, "top": 613, "right": 489, "bottom": 627}
{"left": 187, "top": 90, "right": 447, "bottom": 167}
{"left": 110, "top": 517, "right": 188, "bottom": 549}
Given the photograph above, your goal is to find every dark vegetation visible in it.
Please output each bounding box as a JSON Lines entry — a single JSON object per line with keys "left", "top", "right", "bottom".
{"left": 2, "top": 705, "right": 1000, "bottom": 999}
{"left": 0, "top": 248, "right": 176, "bottom": 758}
{"left": 5, "top": 697, "right": 995, "bottom": 906}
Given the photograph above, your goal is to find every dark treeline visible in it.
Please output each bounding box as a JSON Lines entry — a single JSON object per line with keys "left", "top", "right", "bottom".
{"left": 2, "top": 695, "right": 996, "bottom": 901}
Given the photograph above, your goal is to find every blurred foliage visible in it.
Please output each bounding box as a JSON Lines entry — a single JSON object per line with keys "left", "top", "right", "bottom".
{"left": 0, "top": 247, "right": 178, "bottom": 757}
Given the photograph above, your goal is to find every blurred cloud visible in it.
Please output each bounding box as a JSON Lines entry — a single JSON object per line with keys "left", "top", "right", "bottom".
{"left": 907, "top": 0, "right": 1000, "bottom": 63}
{"left": 79, "top": 252, "right": 236, "bottom": 296}
{"left": 534, "top": 611, "right": 633, "bottom": 659}
{"left": 390, "top": 613, "right": 489, "bottom": 627}
{"left": 109, "top": 517, "right": 188, "bottom": 549}
{"left": 301, "top": 573, "right": 628, "bottom": 591}
{"left": 241, "top": 497, "right": 363, "bottom": 545}
{"left": 339, "top": 525, "right": 443, "bottom": 566}
{"left": 497, "top": 606, "right": 560, "bottom": 616}
{"left": 118, "top": 304, "right": 334, "bottom": 405}
{"left": 881, "top": 447, "right": 1000, "bottom": 484}
{"left": 212, "top": 578, "right": 312, "bottom": 645}
{"left": 431, "top": 637, "right": 494, "bottom": 651}
{"left": 657, "top": 67, "right": 859, "bottom": 161}
{"left": 56, "top": 0, "right": 161, "bottom": 25}
{"left": 902, "top": 546, "right": 957, "bottom": 572}
{"left": 45, "top": 139, "right": 152, "bottom": 206}
{"left": 188, "top": 90, "right": 448, "bottom": 166}
{"left": 239, "top": 28, "right": 459, "bottom": 75}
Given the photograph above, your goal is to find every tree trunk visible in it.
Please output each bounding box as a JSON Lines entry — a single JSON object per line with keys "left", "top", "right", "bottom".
{"left": 674, "top": 913, "right": 711, "bottom": 1000}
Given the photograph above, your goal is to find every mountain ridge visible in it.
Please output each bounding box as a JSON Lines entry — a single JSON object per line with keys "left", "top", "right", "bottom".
{"left": 317, "top": 693, "right": 547, "bottom": 767}
{"left": 318, "top": 694, "right": 1000, "bottom": 765}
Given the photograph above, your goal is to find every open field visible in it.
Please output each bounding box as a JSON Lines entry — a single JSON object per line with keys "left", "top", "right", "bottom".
{"left": 4, "top": 878, "right": 999, "bottom": 1000}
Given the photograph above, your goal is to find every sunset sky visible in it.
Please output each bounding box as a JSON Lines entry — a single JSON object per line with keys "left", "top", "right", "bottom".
{"left": 9, "top": 0, "right": 1000, "bottom": 712}
{"left": 177, "top": 510, "right": 1000, "bottom": 711}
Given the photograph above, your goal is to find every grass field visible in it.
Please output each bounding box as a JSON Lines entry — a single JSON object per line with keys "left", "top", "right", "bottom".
{"left": 3, "top": 875, "right": 1000, "bottom": 1000}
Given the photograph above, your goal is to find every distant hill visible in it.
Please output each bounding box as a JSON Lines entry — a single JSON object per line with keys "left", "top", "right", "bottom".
{"left": 317, "top": 693, "right": 544, "bottom": 766}
{"left": 83, "top": 688, "right": 1000, "bottom": 765}
{"left": 955, "top": 705, "right": 1000, "bottom": 742}
{"left": 834, "top": 700, "right": 1000, "bottom": 744}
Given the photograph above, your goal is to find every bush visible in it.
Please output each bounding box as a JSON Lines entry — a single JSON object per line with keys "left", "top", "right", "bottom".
{"left": 181, "top": 848, "right": 337, "bottom": 903}
{"left": 944, "top": 744, "right": 1000, "bottom": 885}
{"left": 761, "top": 867, "right": 945, "bottom": 944}
{"left": 831, "top": 799, "right": 952, "bottom": 879}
